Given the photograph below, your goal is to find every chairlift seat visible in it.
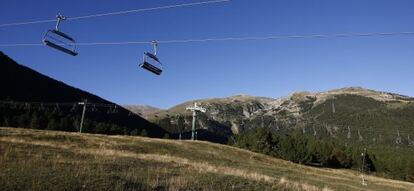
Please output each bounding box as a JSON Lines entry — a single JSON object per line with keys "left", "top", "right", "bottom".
{"left": 140, "top": 61, "right": 162, "bottom": 75}
{"left": 43, "top": 29, "right": 78, "bottom": 56}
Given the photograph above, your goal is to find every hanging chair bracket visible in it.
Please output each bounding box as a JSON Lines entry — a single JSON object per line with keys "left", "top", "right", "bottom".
{"left": 55, "top": 13, "right": 66, "bottom": 31}
{"left": 152, "top": 40, "right": 158, "bottom": 56}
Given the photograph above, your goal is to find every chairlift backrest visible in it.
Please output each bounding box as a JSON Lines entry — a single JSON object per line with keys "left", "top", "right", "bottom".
{"left": 144, "top": 52, "right": 160, "bottom": 63}
{"left": 52, "top": 30, "right": 75, "bottom": 42}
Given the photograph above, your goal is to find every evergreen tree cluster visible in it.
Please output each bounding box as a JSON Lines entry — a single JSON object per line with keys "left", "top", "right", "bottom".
{"left": 0, "top": 103, "right": 166, "bottom": 138}
{"left": 233, "top": 128, "right": 414, "bottom": 182}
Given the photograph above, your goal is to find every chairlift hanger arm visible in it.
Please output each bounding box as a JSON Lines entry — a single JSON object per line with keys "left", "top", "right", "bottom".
{"left": 152, "top": 40, "right": 158, "bottom": 55}
{"left": 55, "top": 14, "right": 66, "bottom": 31}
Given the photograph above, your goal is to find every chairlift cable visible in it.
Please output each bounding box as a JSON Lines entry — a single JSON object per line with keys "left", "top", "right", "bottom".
{"left": 156, "top": 32, "right": 414, "bottom": 43}
{"left": 67, "top": 0, "right": 230, "bottom": 21}
{"left": 0, "top": 0, "right": 231, "bottom": 28}
{"left": 1, "top": 31, "right": 414, "bottom": 47}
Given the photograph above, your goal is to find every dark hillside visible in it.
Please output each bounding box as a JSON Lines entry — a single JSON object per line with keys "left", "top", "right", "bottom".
{"left": 0, "top": 51, "right": 166, "bottom": 137}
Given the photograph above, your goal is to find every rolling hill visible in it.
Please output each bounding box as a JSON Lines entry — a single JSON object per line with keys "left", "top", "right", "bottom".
{"left": 1, "top": 127, "right": 413, "bottom": 191}
{"left": 0, "top": 51, "right": 166, "bottom": 137}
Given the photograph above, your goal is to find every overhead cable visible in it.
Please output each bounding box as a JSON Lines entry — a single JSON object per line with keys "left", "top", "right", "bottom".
{"left": 1, "top": 31, "right": 413, "bottom": 47}
{"left": 0, "top": 0, "right": 230, "bottom": 28}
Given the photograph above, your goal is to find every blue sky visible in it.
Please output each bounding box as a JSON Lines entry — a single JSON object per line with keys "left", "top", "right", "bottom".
{"left": 1, "top": 0, "right": 413, "bottom": 109}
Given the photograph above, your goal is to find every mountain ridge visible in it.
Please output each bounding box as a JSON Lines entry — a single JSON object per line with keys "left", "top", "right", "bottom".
{"left": 146, "top": 86, "right": 414, "bottom": 144}
{"left": 137, "top": 86, "right": 413, "bottom": 117}
{"left": 146, "top": 86, "right": 414, "bottom": 121}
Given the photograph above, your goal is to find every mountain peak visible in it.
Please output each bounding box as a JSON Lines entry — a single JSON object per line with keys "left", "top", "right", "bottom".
{"left": 319, "top": 86, "right": 413, "bottom": 102}
{"left": 327, "top": 86, "right": 377, "bottom": 94}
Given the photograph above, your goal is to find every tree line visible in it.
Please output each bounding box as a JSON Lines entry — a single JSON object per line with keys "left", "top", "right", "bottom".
{"left": 231, "top": 127, "right": 414, "bottom": 182}
{"left": 0, "top": 104, "right": 167, "bottom": 138}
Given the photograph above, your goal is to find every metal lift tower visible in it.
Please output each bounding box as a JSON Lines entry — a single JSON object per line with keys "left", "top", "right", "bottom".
{"left": 186, "top": 102, "right": 206, "bottom": 140}
{"left": 78, "top": 99, "right": 87, "bottom": 133}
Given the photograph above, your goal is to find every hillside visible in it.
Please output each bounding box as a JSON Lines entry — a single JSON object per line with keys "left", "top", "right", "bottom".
{"left": 0, "top": 51, "right": 166, "bottom": 137}
{"left": 123, "top": 105, "right": 162, "bottom": 118}
{"left": 148, "top": 87, "right": 414, "bottom": 145}
{"left": 147, "top": 88, "right": 414, "bottom": 182}
{"left": 148, "top": 95, "right": 276, "bottom": 142}
{"left": 1, "top": 127, "right": 413, "bottom": 191}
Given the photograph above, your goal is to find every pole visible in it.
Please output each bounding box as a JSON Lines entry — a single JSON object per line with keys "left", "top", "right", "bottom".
{"left": 191, "top": 110, "right": 196, "bottom": 140}
{"left": 361, "top": 148, "right": 367, "bottom": 186}
{"left": 79, "top": 99, "right": 87, "bottom": 133}
{"left": 186, "top": 102, "right": 206, "bottom": 141}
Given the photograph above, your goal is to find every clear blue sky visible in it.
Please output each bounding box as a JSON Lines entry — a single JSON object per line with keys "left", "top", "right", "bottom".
{"left": 1, "top": 0, "right": 413, "bottom": 109}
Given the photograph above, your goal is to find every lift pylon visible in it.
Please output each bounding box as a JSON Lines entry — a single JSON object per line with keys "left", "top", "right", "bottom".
{"left": 186, "top": 102, "right": 206, "bottom": 140}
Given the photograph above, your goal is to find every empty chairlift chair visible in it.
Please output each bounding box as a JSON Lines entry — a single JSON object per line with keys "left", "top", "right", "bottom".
{"left": 43, "top": 14, "right": 78, "bottom": 56}
{"left": 140, "top": 41, "right": 163, "bottom": 75}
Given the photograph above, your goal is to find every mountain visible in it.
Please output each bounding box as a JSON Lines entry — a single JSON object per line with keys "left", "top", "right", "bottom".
{"left": 2, "top": 127, "right": 413, "bottom": 190}
{"left": 146, "top": 94, "right": 275, "bottom": 142}
{"left": 123, "top": 105, "right": 162, "bottom": 118}
{"left": 0, "top": 51, "right": 167, "bottom": 137}
{"left": 148, "top": 87, "right": 414, "bottom": 143}
{"left": 147, "top": 87, "right": 414, "bottom": 182}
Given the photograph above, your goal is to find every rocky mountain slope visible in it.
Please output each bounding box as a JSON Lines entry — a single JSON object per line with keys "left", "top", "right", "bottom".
{"left": 148, "top": 87, "right": 414, "bottom": 145}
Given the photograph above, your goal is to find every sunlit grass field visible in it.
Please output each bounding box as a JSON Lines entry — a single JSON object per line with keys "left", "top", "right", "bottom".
{"left": 1, "top": 127, "right": 413, "bottom": 191}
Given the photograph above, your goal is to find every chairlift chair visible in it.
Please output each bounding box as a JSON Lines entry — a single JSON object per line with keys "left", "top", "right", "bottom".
{"left": 140, "top": 41, "right": 163, "bottom": 75}
{"left": 43, "top": 14, "right": 78, "bottom": 56}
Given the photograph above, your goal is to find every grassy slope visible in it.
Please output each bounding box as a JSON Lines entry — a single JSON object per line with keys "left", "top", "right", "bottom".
{"left": 1, "top": 127, "right": 413, "bottom": 191}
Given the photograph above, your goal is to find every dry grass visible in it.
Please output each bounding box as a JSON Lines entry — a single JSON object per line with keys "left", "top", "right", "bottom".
{"left": 1, "top": 127, "right": 414, "bottom": 191}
